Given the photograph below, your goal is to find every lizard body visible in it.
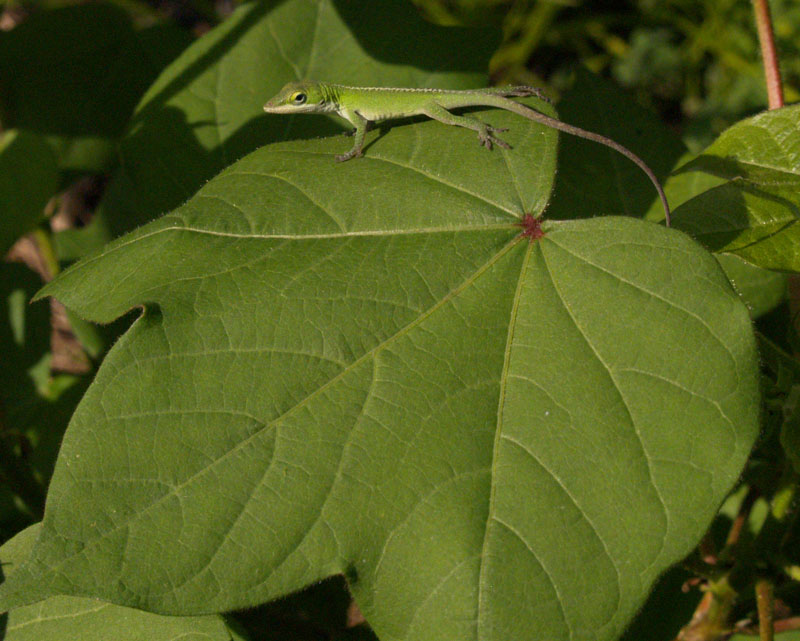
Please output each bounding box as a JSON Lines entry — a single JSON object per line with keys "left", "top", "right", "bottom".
{"left": 263, "top": 82, "right": 671, "bottom": 224}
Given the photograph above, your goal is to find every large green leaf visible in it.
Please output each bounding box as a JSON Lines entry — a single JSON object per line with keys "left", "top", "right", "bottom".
{"left": 0, "top": 525, "right": 246, "bottom": 641}
{"left": 0, "top": 105, "right": 759, "bottom": 641}
{"left": 671, "top": 104, "right": 800, "bottom": 271}
{"left": 89, "top": 0, "right": 499, "bottom": 243}
{"left": 0, "top": 130, "right": 58, "bottom": 254}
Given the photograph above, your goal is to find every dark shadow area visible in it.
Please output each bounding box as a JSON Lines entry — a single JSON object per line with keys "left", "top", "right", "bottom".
{"left": 331, "top": 0, "right": 498, "bottom": 73}
{"left": 546, "top": 68, "right": 686, "bottom": 221}
{"left": 620, "top": 566, "right": 697, "bottom": 641}
{"left": 0, "top": 265, "right": 52, "bottom": 526}
{"left": 231, "top": 574, "right": 376, "bottom": 641}
{"left": 0, "top": 3, "right": 190, "bottom": 140}
{"left": 0, "top": 264, "right": 91, "bottom": 540}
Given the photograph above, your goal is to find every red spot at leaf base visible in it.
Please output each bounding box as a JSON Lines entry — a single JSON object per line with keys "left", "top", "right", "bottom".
{"left": 518, "top": 214, "right": 545, "bottom": 242}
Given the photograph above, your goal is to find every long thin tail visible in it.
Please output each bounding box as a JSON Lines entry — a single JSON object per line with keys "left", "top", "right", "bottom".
{"left": 487, "top": 94, "right": 672, "bottom": 226}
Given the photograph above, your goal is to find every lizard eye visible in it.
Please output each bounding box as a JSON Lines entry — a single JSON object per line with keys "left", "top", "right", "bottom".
{"left": 291, "top": 92, "right": 307, "bottom": 105}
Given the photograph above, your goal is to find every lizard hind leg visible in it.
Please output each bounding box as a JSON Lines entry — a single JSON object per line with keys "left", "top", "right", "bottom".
{"left": 422, "top": 104, "right": 511, "bottom": 151}
{"left": 500, "top": 86, "right": 550, "bottom": 102}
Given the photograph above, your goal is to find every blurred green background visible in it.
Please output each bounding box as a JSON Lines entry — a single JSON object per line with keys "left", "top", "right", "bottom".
{"left": 3, "top": 0, "right": 797, "bottom": 148}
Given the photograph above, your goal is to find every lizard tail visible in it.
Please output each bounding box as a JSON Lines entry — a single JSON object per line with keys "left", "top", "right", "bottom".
{"left": 486, "top": 94, "right": 672, "bottom": 226}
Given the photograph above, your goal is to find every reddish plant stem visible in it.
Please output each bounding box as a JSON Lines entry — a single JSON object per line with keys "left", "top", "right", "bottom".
{"left": 751, "top": 0, "right": 784, "bottom": 109}
{"left": 723, "top": 486, "right": 758, "bottom": 553}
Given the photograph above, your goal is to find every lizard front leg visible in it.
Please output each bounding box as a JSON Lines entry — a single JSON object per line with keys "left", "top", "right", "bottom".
{"left": 336, "top": 109, "right": 369, "bottom": 162}
{"left": 422, "top": 103, "right": 510, "bottom": 151}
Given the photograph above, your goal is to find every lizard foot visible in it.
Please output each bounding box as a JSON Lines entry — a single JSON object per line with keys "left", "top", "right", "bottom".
{"left": 479, "top": 128, "right": 511, "bottom": 150}
{"left": 335, "top": 149, "right": 363, "bottom": 162}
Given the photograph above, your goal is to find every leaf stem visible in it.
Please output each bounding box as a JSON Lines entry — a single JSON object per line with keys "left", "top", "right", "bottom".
{"left": 751, "top": 0, "right": 784, "bottom": 109}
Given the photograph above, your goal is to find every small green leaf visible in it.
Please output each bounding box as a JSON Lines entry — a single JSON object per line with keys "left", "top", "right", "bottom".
{"left": 0, "top": 525, "right": 246, "bottom": 641}
{"left": 672, "top": 179, "right": 800, "bottom": 270}
{"left": 0, "top": 118, "right": 759, "bottom": 641}
{"left": 672, "top": 104, "right": 800, "bottom": 270}
{"left": 0, "top": 130, "right": 58, "bottom": 253}
{"left": 641, "top": 150, "right": 785, "bottom": 318}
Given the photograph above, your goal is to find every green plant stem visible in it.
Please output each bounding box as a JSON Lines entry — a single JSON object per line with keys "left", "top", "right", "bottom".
{"left": 751, "top": 0, "right": 784, "bottom": 109}
{"left": 755, "top": 578, "right": 774, "bottom": 641}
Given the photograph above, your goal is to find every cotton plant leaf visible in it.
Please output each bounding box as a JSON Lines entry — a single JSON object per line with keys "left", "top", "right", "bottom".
{"left": 0, "top": 525, "right": 247, "bottom": 641}
{"left": 89, "top": 0, "right": 499, "bottom": 244}
{"left": 545, "top": 72, "right": 786, "bottom": 315}
{"left": 0, "top": 104, "right": 759, "bottom": 641}
{"left": 676, "top": 104, "right": 800, "bottom": 183}
{"left": 671, "top": 104, "right": 800, "bottom": 271}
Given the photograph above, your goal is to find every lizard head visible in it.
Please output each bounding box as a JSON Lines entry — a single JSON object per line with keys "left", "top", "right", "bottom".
{"left": 263, "top": 81, "right": 330, "bottom": 114}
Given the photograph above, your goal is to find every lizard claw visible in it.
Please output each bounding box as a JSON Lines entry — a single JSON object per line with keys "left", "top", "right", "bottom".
{"left": 335, "top": 149, "right": 363, "bottom": 162}
{"left": 479, "top": 128, "right": 511, "bottom": 150}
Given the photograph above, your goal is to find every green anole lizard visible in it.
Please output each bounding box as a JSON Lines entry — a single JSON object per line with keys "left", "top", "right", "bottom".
{"left": 263, "top": 82, "right": 671, "bottom": 225}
